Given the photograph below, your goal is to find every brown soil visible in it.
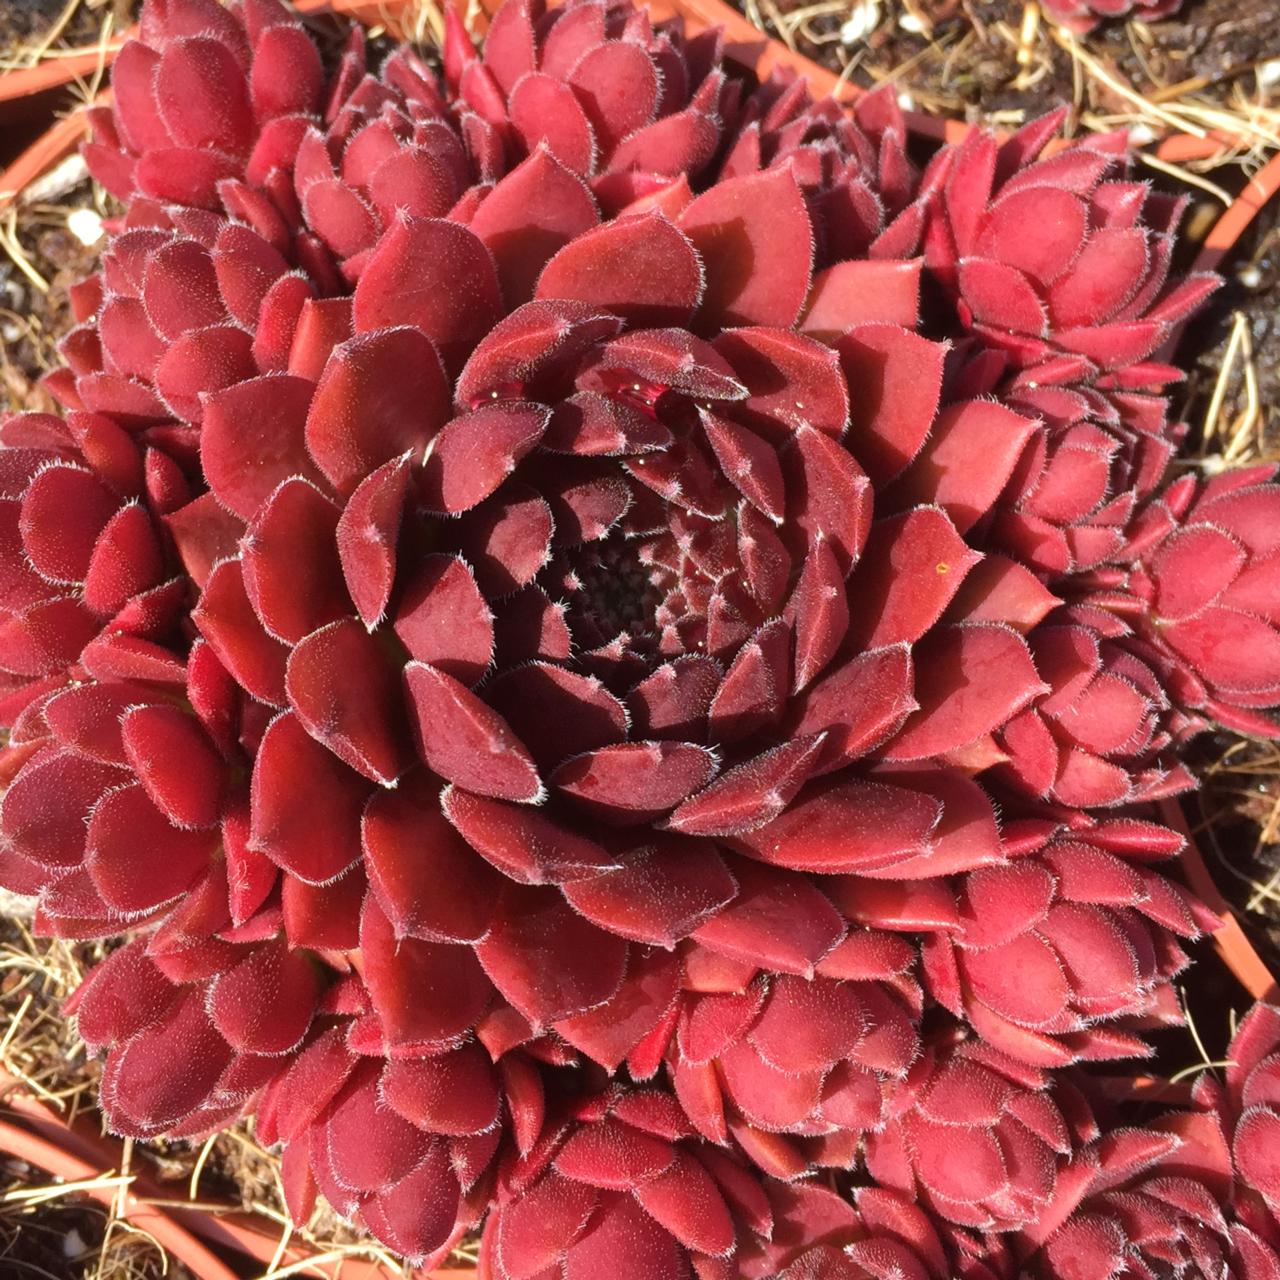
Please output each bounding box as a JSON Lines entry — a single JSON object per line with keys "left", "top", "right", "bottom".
{"left": 0, "top": 0, "right": 134, "bottom": 60}
{"left": 740, "top": 0, "right": 1278, "bottom": 127}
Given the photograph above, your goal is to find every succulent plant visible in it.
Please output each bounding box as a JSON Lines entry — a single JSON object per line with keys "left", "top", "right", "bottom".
{"left": 1040, "top": 0, "right": 1184, "bottom": 36}
{"left": 2, "top": 0, "right": 1279, "bottom": 1276}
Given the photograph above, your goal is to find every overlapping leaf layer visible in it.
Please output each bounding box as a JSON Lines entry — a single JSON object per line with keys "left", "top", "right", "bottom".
{"left": 1, "top": 0, "right": 1276, "bottom": 1275}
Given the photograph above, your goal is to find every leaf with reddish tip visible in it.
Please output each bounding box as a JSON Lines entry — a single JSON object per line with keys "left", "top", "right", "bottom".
{"left": 790, "top": 645, "right": 915, "bottom": 773}
{"left": 86, "top": 784, "right": 216, "bottom": 915}
{"left": 441, "top": 787, "right": 619, "bottom": 884}
{"left": 957, "top": 258, "right": 1047, "bottom": 335}
{"left": 207, "top": 939, "right": 319, "bottom": 1054}
{"left": 731, "top": 775, "right": 940, "bottom": 874}
{"left": 836, "top": 325, "right": 945, "bottom": 487}
{"left": 1165, "top": 607, "right": 1280, "bottom": 696}
{"left": 353, "top": 217, "right": 501, "bottom": 372}
{"left": 667, "top": 736, "right": 826, "bottom": 836}
{"left": 393, "top": 554, "right": 494, "bottom": 686}
{"left": 561, "top": 835, "right": 736, "bottom": 945}
{"left": 363, "top": 775, "right": 498, "bottom": 943}
{"left": 420, "top": 403, "right": 549, "bottom": 513}
{"left": 287, "top": 619, "right": 412, "bottom": 785}
{"left": 361, "top": 895, "right": 493, "bottom": 1048}
{"left": 890, "top": 399, "right": 1039, "bottom": 534}
{"left": 193, "top": 557, "right": 289, "bottom": 705}
{"left": 202, "top": 375, "right": 323, "bottom": 520}
{"left": 692, "top": 855, "right": 845, "bottom": 978}
{"left": 336, "top": 453, "right": 411, "bottom": 629}
{"left": 679, "top": 168, "right": 813, "bottom": 330}
{"left": 250, "top": 711, "right": 369, "bottom": 884}
{"left": 404, "top": 662, "right": 542, "bottom": 802}
{"left": 121, "top": 704, "right": 224, "bottom": 830}
{"left": 884, "top": 623, "right": 1046, "bottom": 761}
{"left": 305, "top": 327, "right": 451, "bottom": 497}
{"left": 476, "top": 884, "right": 628, "bottom": 1024}
{"left": 240, "top": 477, "right": 348, "bottom": 645}
{"left": 469, "top": 149, "right": 600, "bottom": 305}
{"left": 536, "top": 213, "right": 704, "bottom": 326}
{"left": 567, "top": 41, "right": 659, "bottom": 158}
{"left": 553, "top": 741, "right": 718, "bottom": 824}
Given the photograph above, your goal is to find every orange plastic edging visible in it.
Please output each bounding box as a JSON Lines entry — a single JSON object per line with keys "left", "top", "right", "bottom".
{"left": 0, "top": 1066, "right": 470, "bottom": 1279}
{"left": 0, "top": 1114, "right": 244, "bottom": 1280}
{"left": 1158, "top": 798, "right": 1280, "bottom": 1005}
{"left": 1192, "top": 148, "right": 1280, "bottom": 274}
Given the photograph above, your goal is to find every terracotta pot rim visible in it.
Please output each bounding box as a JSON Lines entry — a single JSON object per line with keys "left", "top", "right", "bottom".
{"left": 1158, "top": 797, "right": 1280, "bottom": 1005}
{"left": 0, "top": 1065, "right": 466, "bottom": 1278}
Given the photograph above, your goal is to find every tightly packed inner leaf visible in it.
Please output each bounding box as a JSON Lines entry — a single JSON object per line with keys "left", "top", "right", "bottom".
{"left": 1, "top": 0, "right": 1277, "bottom": 1276}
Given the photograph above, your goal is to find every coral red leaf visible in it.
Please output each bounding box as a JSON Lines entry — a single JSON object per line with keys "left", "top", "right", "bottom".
{"left": 201, "top": 374, "right": 323, "bottom": 520}
{"left": 240, "top": 477, "right": 347, "bottom": 645}
{"left": 679, "top": 168, "right": 813, "bottom": 329}
{"left": 403, "top": 661, "right": 542, "bottom": 802}
{"left": 420, "top": 402, "right": 549, "bottom": 513}
{"left": 305, "top": 327, "right": 451, "bottom": 497}
{"left": 353, "top": 217, "right": 502, "bottom": 371}
{"left": 207, "top": 939, "right": 319, "bottom": 1054}
{"left": 475, "top": 884, "right": 628, "bottom": 1024}
{"left": 535, "top": 213, "right": 704, "bottom": 326}
{"left": 667, "top": 736, "right": 827, "bottom": 836}
{"left": 469, "top": 148, "right": 600, "bottom": 305}
{"left": 560, "top": 834, "right": 737, "bottom": 945}
{"left": 441, "top": 786, "right": 619, "bottom": 884}
{"left": 692, "top": 855, "right": 844, "bottom": 977}
{"left": 250, "top": 711, "right": 369, "bottom": 884}
{"left": 552, "top": 741, "right": 718, "bottom": 824}
{"left": 120, "top": 704, "right": 224, "bottom": 830}
{"left": 363, "top": 775, "right": 497, "bottom": 943}
{"left": 729, "top": 775, "right": 939, "bottom": 873}
{"left": 885, "top": 624, "right": 1046, "bottom": 761}
{"left": 335, "top": 452, "right": 411, "bottom": 629}
{"left": 286, "top": 619, "right": 412, "bottom": 785}
{"left": 86, "top": 784, "right": 215, "bottom": 915}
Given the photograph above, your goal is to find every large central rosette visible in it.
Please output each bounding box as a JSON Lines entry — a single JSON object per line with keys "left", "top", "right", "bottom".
{"left": 187, "top": 170, "right": 1054, "bottom": 1005}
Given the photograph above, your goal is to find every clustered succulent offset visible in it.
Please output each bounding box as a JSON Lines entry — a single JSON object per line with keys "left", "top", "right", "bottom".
{"left": 1, "top": 0, "right": 1277, "bottom": 1275}
{"left": 1040, "top": 0, "right": 1183, "bottom": 34}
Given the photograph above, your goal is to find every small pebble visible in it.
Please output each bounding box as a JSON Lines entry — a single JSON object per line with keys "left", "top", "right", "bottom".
{"left": 67, "top": 208, "right": 104, "bottom": 248}
{"left": 839, "top": 0, "right": 879, "bottom": 45}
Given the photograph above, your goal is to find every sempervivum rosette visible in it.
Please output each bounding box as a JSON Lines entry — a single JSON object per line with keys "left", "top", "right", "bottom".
{"left": 1072, "top": 467, "right": 1280, "bottom": 739}
{"left": 443, "top": 0, "right": 735, "bottom": 206}
{"left": 924, "top": 114, "right": 1217, "bottom": 393}
{"left": 1042, "top": 0, "right": 1183, "bottom": 35}
{"left": 865, "top": 1033, "right": 1096, "bottom": 1233}
{"left": 909, "top": 821, "right": 1217, "bottom": 1068}
{"left": 476, "top": 1087, "right": 861, "bottom": 1279}
{"left": 1015, "top": 1002, "right": 1280, "bottom": 1280}
{"left": 83, "top": 0, "right": 333, "bottom": 208}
